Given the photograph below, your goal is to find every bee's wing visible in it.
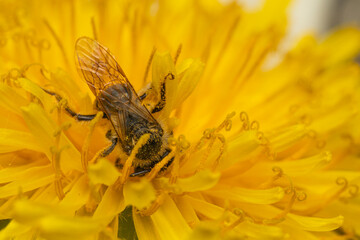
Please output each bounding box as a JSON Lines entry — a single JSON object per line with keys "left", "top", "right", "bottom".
{"left": 75, "top": 37, "right": 159, "bottom": 141}
{"left": 75, "top": 37, "right": 128, "bottom": 95}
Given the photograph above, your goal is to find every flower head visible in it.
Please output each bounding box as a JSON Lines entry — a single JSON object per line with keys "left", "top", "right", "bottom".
{"left": 1, "top": 0, "right": 360, "bottom": 239}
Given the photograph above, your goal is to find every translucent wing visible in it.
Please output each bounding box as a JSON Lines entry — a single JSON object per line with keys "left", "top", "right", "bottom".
{"left": 75, "top": 37, "right": 128, "bottom": 96}
{"left": 75, "top": 37, "right": 159, "bottom": 141}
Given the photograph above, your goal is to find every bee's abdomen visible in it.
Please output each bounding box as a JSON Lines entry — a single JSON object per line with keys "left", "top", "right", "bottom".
{"left": 126, "top": 118, "right": 163, "bottom": 160}
{"left": 135, "top": 129, "right": 162, "bottom": 160}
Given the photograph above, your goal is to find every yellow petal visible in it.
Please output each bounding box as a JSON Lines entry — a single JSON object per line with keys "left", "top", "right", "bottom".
{"left": 282, "top": 223, "right": 321, "bottom": 240}
{"left": 38, "top": 215, "right": 104, "bottom": 240}
{"left": 186, "top": 221, "right": 222, "bottom": 240}
{"left": 258, "top": 0, "right": 289, "bottom": 32}
{"left": 21, "top": 103, "right": 55, "bottom": 157}
{"left": 123, "top": 178, "right": 156, "bottom": 210}
{"left": 93, "top": 185, "right": 125, "bottom": 220}
{"left": 151, "top": 195, "right": 191, "bottom": 240}
{"left": 173, "top": 59, "right": 204, "bottom": 109}
{"left": 187, "top": 196, "right": 285, "bottom": 239}
{"left": 286, "top": 213, "right": 343, "bottom": 232}
{"left": 0, "top": 83, "right": 28, "bottom": 115}
{"left": 205, "top": 186, "right": 284, "bottom": 204}
{"left": 320, "top": 27, "right": 360, "bottom": 66}
{"left": 49, "top": 69, "right": 92, "bottom": 110}
{"left": 239, "top": 152, "right": 332, "bottom": 183}
{"left": 267, "top": 124, "right": 307, "bottom": 152}
{"left": 157, "top": 170, "right": 220, "bottom": 194}
{"left": 173, "top": 195, "right": 200, "bottom": 227}
{"left": 275, "top": 152, "right": 332, "bottom": 176}
{"left": 0, "top": 128, "right": 42, "bottom": 153}
{"left": 220, "top": 130, "right": 261, "bottom": 170}
{"left": 236, "top": 221, "right": 285, "bottom": 240}
{"left": 11, "top": 198, "right": 64, "bottom": 224}
{"left": 59, "top": 175, "right": 90, "bottom": 213}
{"left": 0, "top": 220, "right": 31, "bottom": 239}
{"left": 0, "top": 165, "right": 53, "bottom": 198}
{"left": 21, "top": 103, "right": 82, "bottom": 172}
{"left": 310, "top": 103, "right": 357, "bottom": 134}
{"left": 87, "top": 158, "right": 120, "bottom": 186}
{"left": 152, "top": 52, "right": 177, "bottom": 117}
{"left": 185, "top": 195, "right": 224, "bottom": 220}
{"left": 178, "top": 170, "right": 220, "bottom": 192}
{"left": 133, "top": 212, "right": 161, "bottom": 240}
{"left": 0, "top": 163, "right": 49, "bottom": 184}
{"left": 18, "top": 78, "right": 54, "bottom": 111}
{"left": 10, "top": 198, "right": 104, "bottom": 240}
{"left": 325, "top": 202, "right": 360, "bottom": 236}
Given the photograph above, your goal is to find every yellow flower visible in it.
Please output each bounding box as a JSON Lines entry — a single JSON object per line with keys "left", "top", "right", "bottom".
{"left": 1, "top": 0, "right": 360, "bottom": 239}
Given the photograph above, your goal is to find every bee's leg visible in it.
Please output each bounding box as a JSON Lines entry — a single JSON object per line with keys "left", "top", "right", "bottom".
{"left": 115, "top": 158, "right": 123, "bottom": 169}
{"left": 130, "top": 148, "right": 174, "bottom": 177}
{"left": 139, "top": 92, "right": 147, "bottom": 101}
{"left": 97, "top": 130, "right": 119, "bottom": 159}
{"left": 64, "top": 108, "right": 98, "bottom": 121}
{"left": 42, "top": 88, "right": 107, "bottom": 121}
{"left": 129, "top": 169, "right": 151, "bottom": 177}
{"left": 87, "top": 131, "right": 118, "bottom": 166}
{"left": 99, "top": 137, "right": 118, "bottom": 158}
{"left": 151, "top": 82, "right": 167, "bottom": 113}
{"left": 148, "top": 73, "right": 175, "bottom": 114}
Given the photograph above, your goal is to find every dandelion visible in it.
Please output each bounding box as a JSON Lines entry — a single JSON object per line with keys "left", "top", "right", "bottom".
{"left": 0, "top": 0, "right": 360, "bottom": 239}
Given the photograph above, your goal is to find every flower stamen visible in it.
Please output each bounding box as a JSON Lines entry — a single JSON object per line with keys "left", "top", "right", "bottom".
{"left": 31, "top": 38, "right": 51, "bottom": 63}
{"left": 242, "top": 43, "right": 272, "bottom": 83}
{"left": 239, "top": 111, "right": 250, "bottom": 131}
{"left": 265, "top": 189, "right": 301, "bottom": 225}
{"left": 213, "top": 16, "right": 240, "bottom": 68}
{"left": 349, "top": 185, "right": 359, "bottom": 197}
{"left": 81, "top": 111, "right": 104, "bottom": 171}
{"left": 53, "top": 122, "right": 72, "bottom": 138}
{"left": 216, "top": 112, "right": 236, "bottom": 132}
{"left": 198, "top": 135, "right": 216, "bottom": 171}
{"left": 222, "top": 208, "right": 245, "bottom": 232}
{"left": 169, "top": 135, "right": 190, "bottom": 184}
{"left": 91, "top": 17, "right": 98, "bottom": 40}
{"left": 43, "top": 19, "right": 70, "bottom": 68}
{"left": 192, "top": 113, "right": 235, "bottom": 172}
{"left": 50, "top": 145, "right": 69, "bottom": 200}
{"left": 301, "top": 177, "right": 351, "bottom": 215}
{"left": 234, "top": 36, "right": 257, "bottom": 85}
{"left": 142, "top": 47, "right": 156, "bottom": 85}
{"left": 211, "top": 134, "right": 226, "bottom": 171}
{"left": 50, "top": 103, "right": 73, "bottom": 200}
{"left": 336, "top": 177, "right": 348, "bottom": 190}
{"left": 174, "top": 44, "right": 182, "bottom": 65}
{"left": 340, "top": 184, "right": 360, "bottom": 202}
{"left": 138, "top": 192, "right": 166, "bottom": 216}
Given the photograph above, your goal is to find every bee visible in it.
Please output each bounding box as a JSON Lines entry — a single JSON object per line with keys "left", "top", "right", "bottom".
{"left": 47, "top": 37, "right": 172, "bottom": 177}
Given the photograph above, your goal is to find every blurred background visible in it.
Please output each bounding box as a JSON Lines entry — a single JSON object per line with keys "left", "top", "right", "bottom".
{"left": 235, "top": 0, "right": 360, "bottom": 60}
{"left": 286, "top": 0, "right": 359, "bottom": 46}
{"left": 236, "top": 0, "right": 360, "bottom": 42}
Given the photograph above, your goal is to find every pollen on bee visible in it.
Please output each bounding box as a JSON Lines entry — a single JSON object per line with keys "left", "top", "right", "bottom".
{"left": 120, "top": 133, "right": 151, "bottom": 184}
